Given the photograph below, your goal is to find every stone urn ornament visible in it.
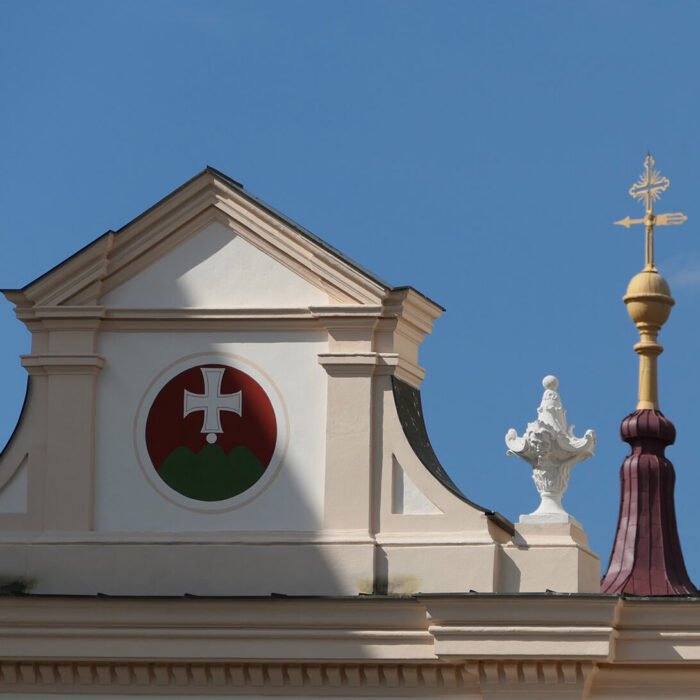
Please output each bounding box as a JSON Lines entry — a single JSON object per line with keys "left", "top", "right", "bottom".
{"left": 505, "top": 376, "right": 595, "bottom": 524}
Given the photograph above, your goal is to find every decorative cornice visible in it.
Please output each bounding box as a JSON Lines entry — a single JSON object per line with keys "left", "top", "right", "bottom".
{"left": 212, "top": 182, "right": 389, "bottom": 305}
{"left": 21, "top": 235, "right": 114, "bottom": 308}
{"left": 2, "top": 596, "right": 700, "bottom": 696}
{"left": 12, "top": 304, "right": 427, "bottom": 333}
{"left": 316, "top": 352, "right": 423, "bottom": 383}
{"left": 375, "top": 531, "right": 498, "bottom": 545}
{"left": 423, "top": 596, "right": 619, "bottom": 661}
{"left": 309, "top": 305, "right": 384, "bottom": 318}
{"left": 100, "top": 195, "right": 221, "bottom": 301}
{"left": 0, "top": 661, "right": 471, "bottom": 695}
{"left": 1, "top": 595, "right": 700, "bottom": 697}
{"left": 0, "top": 529, "right": 376, "bottom": 545}
{"left": 382, "top": 288, "right": 444, "bottom": 335}
{"left": 467, "top": 660, "right": 595, "bottom": 696}
{"left": 15, "top": 306, "right": 106, "bottom": 321}
{"left": 390, "top": 359, "right": 426, "bottom": 387}
{"left": 3, "top": 170, "right": 403, "bottom": 310}
{"left": 318, "top": 352, "right": 397, "bottom": 377}
{"left": 20, "top": 354, "right": 105, "bottom": 376}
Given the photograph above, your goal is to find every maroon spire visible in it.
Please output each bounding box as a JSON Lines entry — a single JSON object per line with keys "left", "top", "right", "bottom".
{"left": 601, "top": 409, "right": 696, "bottom": 595}
{"left": 604, "top": 156, "right": 695, "bottom": 595}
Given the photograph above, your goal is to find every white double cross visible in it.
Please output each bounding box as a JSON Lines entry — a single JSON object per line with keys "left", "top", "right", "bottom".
{"left": 183, "top": 367, "right": 243, "bottom": 443}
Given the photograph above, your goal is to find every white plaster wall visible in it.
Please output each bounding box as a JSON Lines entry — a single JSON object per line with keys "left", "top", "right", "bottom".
{"left": 0, "top": 461, "right": 27, "bottom": 513}
{"left": 95, "top": 331, "right": 327, "bottom": 532}
{"left": 101, "top": 222, "right": 330, "bottom": 308}
{"left": 391, "top": 457, "right": 441, "bottom": 515}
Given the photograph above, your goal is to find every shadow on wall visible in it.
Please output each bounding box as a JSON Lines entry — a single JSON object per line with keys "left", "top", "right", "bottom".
{"left": 0, "top": 296, "right": 31, "bottom": 449}
{"left": 497, "top": 548, "right": 522, "bottom": 593}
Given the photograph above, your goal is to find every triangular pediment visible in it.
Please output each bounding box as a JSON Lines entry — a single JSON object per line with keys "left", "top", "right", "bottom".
{"left": 8, "top": 168, "right": 392, "bottom": 309}
{"left": 101, "top": 220, "right": 332, "bottom": 309}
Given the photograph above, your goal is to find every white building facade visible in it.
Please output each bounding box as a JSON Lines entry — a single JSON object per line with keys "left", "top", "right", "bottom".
{"left": 0, "top": 168, "right": 697, "bottom": 698}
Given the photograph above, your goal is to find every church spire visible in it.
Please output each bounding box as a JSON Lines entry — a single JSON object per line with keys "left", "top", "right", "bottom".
{"left": 601, "top": 155, "right": 696, "bottom": 595}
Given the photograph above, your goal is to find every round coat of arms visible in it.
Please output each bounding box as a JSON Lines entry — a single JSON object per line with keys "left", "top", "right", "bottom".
{"left": 141, "top": 361, "right": 279, "bottom": 503}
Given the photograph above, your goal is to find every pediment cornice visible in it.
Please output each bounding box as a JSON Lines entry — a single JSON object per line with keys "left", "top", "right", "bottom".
{"left": 5, "top": 169, "right": 437, "bottom": 314}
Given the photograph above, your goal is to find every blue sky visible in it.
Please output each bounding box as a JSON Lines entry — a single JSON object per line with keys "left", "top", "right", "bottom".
{"left": 2, "top": 0, "right": 700, "bottom": 582}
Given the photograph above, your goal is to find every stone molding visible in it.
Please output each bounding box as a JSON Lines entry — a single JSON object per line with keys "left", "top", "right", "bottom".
{"left": 6, "top": 173, "right": 392, "bottom": 308}
{"left": 467, "top": 661, "right": 595, "bottom": 699}
{"left": 318, "top": 351, "right": 399, "bottom": 377}
{"left": 5, "top": 594, "right": 700, "bottom": 697}
{"left": 0, "top": 528, "right": 376, "bottom": 544}
{"left": 0, "top": 661, "right": 473, "bottom": 695}
{"left": 1, "top": 596, "right": 700, "bottom": 697}
{"left": 20, "top": 354, "right": 105, "bottom": 376}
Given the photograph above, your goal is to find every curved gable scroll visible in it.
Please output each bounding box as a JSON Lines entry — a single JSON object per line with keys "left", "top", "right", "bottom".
{"left": 391, "top": 376, "right": 514, "bottom": 535}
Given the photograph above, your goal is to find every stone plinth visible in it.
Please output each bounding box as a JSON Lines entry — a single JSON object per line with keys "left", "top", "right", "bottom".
{"left": 501, "top": 522, "right": 601, "bottom": 593}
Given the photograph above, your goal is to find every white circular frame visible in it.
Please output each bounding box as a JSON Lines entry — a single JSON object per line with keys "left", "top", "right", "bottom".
{"left": 133, "top": 352, "right": 289, "bottom": 513}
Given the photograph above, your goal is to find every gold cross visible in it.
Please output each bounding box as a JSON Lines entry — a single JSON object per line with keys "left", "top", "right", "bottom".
{"left": 614, "top": 154, "right": 688, "bottom": 270}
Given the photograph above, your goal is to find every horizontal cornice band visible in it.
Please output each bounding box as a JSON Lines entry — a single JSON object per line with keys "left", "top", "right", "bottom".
{"left": 20, "top": 355, "right": 105, "bottom": 376}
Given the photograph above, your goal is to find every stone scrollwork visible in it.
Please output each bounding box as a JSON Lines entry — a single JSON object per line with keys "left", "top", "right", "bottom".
{"left": 505, "top": 376, "right": 595, "bottom": 523}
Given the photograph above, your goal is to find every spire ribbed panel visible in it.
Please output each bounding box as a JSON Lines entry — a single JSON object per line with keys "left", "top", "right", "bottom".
{"left": 601, "top": 409, "right": 696, "bottom": 595}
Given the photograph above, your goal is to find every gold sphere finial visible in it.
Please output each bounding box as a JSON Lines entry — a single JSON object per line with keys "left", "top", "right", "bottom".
{"left": 624, "top": 269, "right": 674, "bottom": 328}
{"left": 623, "top": 269, "right": 674, "bottom": 410}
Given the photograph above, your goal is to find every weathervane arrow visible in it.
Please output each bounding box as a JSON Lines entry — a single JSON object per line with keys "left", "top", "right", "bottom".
{"left": 615, "top": 154, "right": 688, "bottom": 270}
{"left": 655, "top": 212, "right": 688, "bottom": 226}
{"left": 614, "top": 216, "right": 645, "bottom": 229}
{"left": 614, "top": 212, "right": 688, "bottom": 229}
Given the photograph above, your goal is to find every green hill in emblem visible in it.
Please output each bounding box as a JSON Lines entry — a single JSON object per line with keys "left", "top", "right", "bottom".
{"left": 158, "top": 444, "right": 266, "bottom": 501}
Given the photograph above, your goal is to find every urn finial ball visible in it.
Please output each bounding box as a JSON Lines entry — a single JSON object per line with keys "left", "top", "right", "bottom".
{"left": 623, "top": 269, "right": 674, "bottom": 329}
{"left": 542, "top": 375, "right": 558, "bottom": 391}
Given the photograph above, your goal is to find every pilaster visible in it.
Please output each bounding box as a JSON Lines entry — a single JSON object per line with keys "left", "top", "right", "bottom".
{"left": 318, "top": 353, "right": 376, "bottom": 532}
{"left": 19, "top": 316, "right": 104, "bottom": 531}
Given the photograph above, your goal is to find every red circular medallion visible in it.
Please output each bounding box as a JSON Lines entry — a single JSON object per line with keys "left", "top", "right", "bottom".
{"left": 145, "top": 364, "right": 277, "bottom": 501}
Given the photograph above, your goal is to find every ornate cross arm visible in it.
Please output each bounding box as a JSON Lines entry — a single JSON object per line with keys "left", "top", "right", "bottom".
{"left": 614, "top": 154, "right": 687, "bottom": 270}
{"left": 615, "top": 212, "right": 687, "bottom": 229}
